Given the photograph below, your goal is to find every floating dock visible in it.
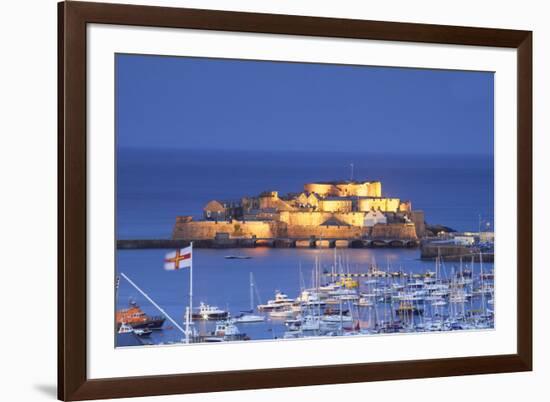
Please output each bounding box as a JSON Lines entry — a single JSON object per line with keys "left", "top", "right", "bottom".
{"left": 420, "top": 242, "right": 494, "bottom": 262}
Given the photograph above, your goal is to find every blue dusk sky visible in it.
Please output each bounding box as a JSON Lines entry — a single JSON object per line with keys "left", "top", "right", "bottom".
{"left": 116, "top": 54, "right": 494, "bottom": 155}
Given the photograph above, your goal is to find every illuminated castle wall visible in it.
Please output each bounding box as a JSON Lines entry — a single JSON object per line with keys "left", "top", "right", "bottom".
{"left": 173, "top": 180, "right": 423, "bottom": 240}
{"left": 303, "top": 181, "right": 382, "bottom": 198}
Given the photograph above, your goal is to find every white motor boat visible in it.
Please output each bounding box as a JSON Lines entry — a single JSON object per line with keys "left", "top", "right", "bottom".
{"left": 328, "top": 288, "right": 357, "bottom": 297}
{"left": 319, "top": 282, "right": 341, "bottom": 292}
{"left": 354, "top": 297, "right": 374, "bottom": 307}
{"left": 132, "top": 328, "right": 152, "bottom": 337}
{"left": 118, "top": 322, "right": 133, "bottom": 334}
{"left": 257, "top": 291, "right": 294, "bottom": 311}
{"left": 234, "top": 313, "right": 265, "bottom": 323}
{"left": 192, "top": 302, "right": 229, "bottom": 320}
{"left": 295, "top": 289, "right": 326, "bottom": 307}
{"left": 337, "top": 293, "right": 360, "bottom": 301}
{"left": 269, "top": 308, "right": 295, "bottom": 319}
{"left": 321, "top": 314, "right": 353, "bottom": 323}
{"left": 203, "top": 319, "right": 247, "bottom": 342}
{"left": 300, "top": 315, "right": 321, "bottom": 331}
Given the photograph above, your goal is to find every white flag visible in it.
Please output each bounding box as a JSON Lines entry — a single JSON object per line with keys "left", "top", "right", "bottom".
{"left": 164, "top": 246, "right": 192, "bottom": 270}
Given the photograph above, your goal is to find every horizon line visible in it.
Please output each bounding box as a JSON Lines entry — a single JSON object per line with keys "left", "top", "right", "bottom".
{"left": 116, "top": 145, "right": 494, "bottom": 157}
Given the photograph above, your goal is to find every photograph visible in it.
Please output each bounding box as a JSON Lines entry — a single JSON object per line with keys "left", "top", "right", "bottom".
{"left": 2, "top": 0, "right": 542, "bottom": 400}
{"left": 115, "top": 54, "right": 495, "bottom": 347}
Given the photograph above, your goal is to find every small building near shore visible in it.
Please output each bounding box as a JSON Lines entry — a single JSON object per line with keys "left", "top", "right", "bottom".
{"left": 479, "top": 231, "right": 495, "bottom": 243}
{"left": 453, "top": 235, "right": 475, "bottom": 246}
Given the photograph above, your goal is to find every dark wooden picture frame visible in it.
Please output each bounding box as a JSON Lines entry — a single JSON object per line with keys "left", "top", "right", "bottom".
{"left": 58, "top": 1, "right": 532, "bottom": 400}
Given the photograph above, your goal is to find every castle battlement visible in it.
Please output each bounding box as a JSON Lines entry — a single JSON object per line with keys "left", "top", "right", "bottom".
{"left": 303, "top": 180, "right": 382, "bottom": 198}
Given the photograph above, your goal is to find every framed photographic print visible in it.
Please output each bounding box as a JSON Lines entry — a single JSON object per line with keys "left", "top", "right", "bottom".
{"left": 58, "top": 1, "right": 532, "bottom": 400}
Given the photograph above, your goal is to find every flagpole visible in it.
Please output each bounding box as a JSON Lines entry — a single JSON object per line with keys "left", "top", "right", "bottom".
{"left": 186, "top": 241, "right": 194, "bottom": 344}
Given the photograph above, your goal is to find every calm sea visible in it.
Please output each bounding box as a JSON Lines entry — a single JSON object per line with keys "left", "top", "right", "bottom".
{"left": 115, "top": 148, "right": 494, "bottom": 344}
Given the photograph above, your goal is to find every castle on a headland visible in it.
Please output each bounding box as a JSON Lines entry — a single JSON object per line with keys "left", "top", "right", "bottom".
{"left": 172, "top": 180, "right": 426, "bottom": 246}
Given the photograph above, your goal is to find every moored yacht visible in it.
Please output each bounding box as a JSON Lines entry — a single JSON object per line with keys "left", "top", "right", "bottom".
{"left": 192, "top": 302, "right": 229, "bottom": 320}
{"left": 202, "top": 319, "right": 248, "bottom": 342}
{"left": 321, "top": 314, "right": 353, "bottom": 323}
{"left": 295, "top": 289, "right": 326, "bottom": 306}
{"left": 269, "top": 308, "right": 295, "bottom": 319}
{"left": 257, "top": 291, "right": 294, "bottom": 311}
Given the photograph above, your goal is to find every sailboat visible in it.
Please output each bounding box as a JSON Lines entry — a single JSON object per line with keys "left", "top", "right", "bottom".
{"left": 234, "top": 272, "right": 265, "bottom": 323}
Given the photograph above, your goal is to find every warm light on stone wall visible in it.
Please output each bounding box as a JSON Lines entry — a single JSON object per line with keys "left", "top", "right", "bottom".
{"left": 303, "top": 181, "right": 383, "bottom": 198}
{"left": 319, "top": 199, "right": 353, "bottom": 212}
{"left": 357, "top": 197, "right": 400, "bottom": 212}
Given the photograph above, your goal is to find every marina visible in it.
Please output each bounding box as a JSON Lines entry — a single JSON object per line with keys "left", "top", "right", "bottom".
{"left": 116, "top": 247, "right": 494, "bottom": 346}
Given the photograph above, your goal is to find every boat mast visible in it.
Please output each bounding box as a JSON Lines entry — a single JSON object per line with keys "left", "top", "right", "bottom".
{"left": 333, "top": 247, "right": 337, "bottom": 277}
{"left": 299, "top": 262, "right": 305, "bottom": 292}
{"left": 480, "top": 251, "right": 485, "bottom": 319}
{"left": 469, "top": 255, "right": 474, "bottom": 324}
{"left": 249, "top": 272, "right": 254, "bottom": 312}
{"left": 115, "top": 275, "right": 120, "bottom": 303}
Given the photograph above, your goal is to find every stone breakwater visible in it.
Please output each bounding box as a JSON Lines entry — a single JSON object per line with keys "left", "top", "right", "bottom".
{"left": 420, "top": 242, "right": 494, "bottom": 262}
{"left": 117, "top": 237, "right": 419, "bottom": 250}
{"left": 172, "top": 219, "right": 418, "bottom": 242}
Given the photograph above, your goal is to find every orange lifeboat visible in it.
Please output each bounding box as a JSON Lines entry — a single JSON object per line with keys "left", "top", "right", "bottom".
{"left": 116, "top": 301, "right": 165, "bottom": 330}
